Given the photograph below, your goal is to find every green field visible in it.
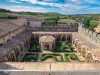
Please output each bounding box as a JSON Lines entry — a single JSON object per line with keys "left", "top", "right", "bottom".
{"left": 58, "top": 19, "right": 77, "bottom": 23}
{"left": 0, "top": 13, "right": 17, "bottom": 19}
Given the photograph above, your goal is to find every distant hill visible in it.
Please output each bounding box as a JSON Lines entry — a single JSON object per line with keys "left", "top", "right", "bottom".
{"left": 17, "top": 12, "right": 64, "bottom": 16}
{"left": 0, "top": 8, "right": 12, "bottom": 13}
{"left": 17, "top": 12, "right": 64, "bottom": 19}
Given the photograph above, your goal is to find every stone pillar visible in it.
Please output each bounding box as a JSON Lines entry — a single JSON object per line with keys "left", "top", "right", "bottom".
{"left": 12, "top": 51, "right": 17, "bottom": 62}
{"left": 61, "top": 35, "right": 62, "bottom": 41}
{"left": 50, "top": 42, "right": 52, "bottom": 50}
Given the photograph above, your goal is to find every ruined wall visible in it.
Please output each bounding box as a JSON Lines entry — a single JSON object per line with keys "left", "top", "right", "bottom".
{"left": 78, "top": 23, "right": 100, "bottom": 46}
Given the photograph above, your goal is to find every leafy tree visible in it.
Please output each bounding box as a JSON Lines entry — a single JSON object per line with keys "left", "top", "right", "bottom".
{"left": 89, "top": 21, "right": 98, "bottom": 30}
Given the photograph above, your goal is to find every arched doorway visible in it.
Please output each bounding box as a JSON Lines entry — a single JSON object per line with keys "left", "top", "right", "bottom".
{"left": 82, "top": 47, "right": 87, "bottom": 58}
{"left": 44, "top": 44, "right": 49, "bottom": 50}
{"left": 62, "top": 35, "right": 66, "bottom": 41}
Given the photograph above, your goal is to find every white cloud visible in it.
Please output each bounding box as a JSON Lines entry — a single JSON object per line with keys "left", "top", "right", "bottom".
{"left": 0, "top": 5, "right": 46, "bottom": 12}
{"left": 70, "top": 0, "right": 79, "bottom": 3}
{"left": 8, "top": 0, "right": 22, "bottom": 3}
{"left": 7, "top": 0, "right": 86, "bottom": 10}
{"left": 20, "top": 0, "right": 84, "bottom": 10}
{"left": 19, "top": 0, "right": 37, "bottom": 4}
{"left": 43, "top": 0, "right": 58, "bottom": 2}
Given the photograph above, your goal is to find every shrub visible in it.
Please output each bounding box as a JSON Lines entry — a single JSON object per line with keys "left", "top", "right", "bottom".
{"left": 70, "top": 54, "right": 78, "bottom": 60}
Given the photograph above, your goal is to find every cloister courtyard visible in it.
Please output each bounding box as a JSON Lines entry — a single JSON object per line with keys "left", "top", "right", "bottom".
{"left": 22, "top": 37, "right": 84, "bottom": 62}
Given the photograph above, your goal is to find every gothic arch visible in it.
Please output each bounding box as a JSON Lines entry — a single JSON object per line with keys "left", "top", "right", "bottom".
{"left": 78, "top": 42, "right": 82, "bottom": 53}
{"left": 62, "top": 35, "right": 66, "bottom": 41}
{"left": 86, "top": 52, "right": 94, "bottom": 62}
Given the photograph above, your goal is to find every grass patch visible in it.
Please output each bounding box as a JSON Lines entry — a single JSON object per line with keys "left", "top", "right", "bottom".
{"left": 58, "top": 19, "right": 76, "bottom": 24}
{"left": 0, "top": 13, "right": 17, "bottom": 19}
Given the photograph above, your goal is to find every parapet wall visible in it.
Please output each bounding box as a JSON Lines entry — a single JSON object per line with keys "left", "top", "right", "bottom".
{"left": 31, "top": 23, "right": 78, "bottom": 32}
{"left": 0, "top": 62, "right": 100, "bottom": 71}
{"left": 78, "top": 23, "right": 100, "bottom": 46}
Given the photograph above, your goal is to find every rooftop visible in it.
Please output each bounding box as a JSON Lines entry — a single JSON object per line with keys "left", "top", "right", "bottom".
{"left": 94, "top": 26, "right": 100, "bottom": 33}
{"left": 39, "top": 36, "right": 55, "bottom": 43}
{"left": 0, "top": 19, "right": 27, "bottom": 38}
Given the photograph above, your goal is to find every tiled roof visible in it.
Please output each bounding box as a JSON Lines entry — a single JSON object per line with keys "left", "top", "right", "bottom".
{"left": 0, "top": 19, "right": 27, "bottom": 38}
{"left": 39, "top": 36, "right": 55, "bottom": 42}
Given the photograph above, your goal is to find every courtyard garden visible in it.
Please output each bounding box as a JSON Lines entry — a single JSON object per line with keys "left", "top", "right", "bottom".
{"left": 22, "top": 53, "right": 84, "bottom": 62}
{"left": 21, "top": 38, "right": 84, "bottom": 62}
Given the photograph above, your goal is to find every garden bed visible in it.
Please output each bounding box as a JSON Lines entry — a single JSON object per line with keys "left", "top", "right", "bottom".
{"left": 22, "top": 53, "right": 39, "bottom": 62}
{"left": 39, "top": 53, "right": 64, "bottom": 62}
{"left": 64, "top": 53, "right": 84, "bottom": 62}
{"left": 53, "top": 41, "right": 75, "bottom": 52}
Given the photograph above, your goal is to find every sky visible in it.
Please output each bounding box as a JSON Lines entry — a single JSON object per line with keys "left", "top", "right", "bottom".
{"left": 0, "top": 0, "right": 100, "bottom": 14}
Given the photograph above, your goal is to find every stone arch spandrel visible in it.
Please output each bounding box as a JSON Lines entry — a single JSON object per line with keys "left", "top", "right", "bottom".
{"left": 75, "top": 39, "right": 78, "bottom": 48}
{"left": 78, "top": 42, "right": 82, "bottom": 53}
{"left": 82, "top": 47, "right": 87, "bottom": 58}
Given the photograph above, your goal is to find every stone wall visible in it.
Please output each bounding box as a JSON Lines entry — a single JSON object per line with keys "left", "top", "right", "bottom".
{"left": 2, "top": 71, "right": 100, "bottom": 75}
{"left": 31, "top": 23, "right": 78, "bottom": 32}
{"left": 78, "top": 23, "right": 100, "bottom": 46}
{"left": 0, "top": 62, "right": 100, "bottom": 74}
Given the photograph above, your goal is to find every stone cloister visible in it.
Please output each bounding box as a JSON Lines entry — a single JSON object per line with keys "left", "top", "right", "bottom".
{"left": 32, "top": 32, "right": 72, "bottom": 43}
{"left": 72, "top": 36, "right": 95, "bottom": 62}
{"left": 0, "top": 32, "right": 31, "bottom": 62}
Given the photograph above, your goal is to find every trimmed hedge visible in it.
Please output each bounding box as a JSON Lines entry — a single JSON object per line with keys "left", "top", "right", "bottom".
{"left": 40, "top": 54, "right": 64, "bottom": 62}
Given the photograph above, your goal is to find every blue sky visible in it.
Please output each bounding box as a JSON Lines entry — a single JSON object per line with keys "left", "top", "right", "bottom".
{"left": 0, "top": 0, "right": 100, "bottom": 14}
